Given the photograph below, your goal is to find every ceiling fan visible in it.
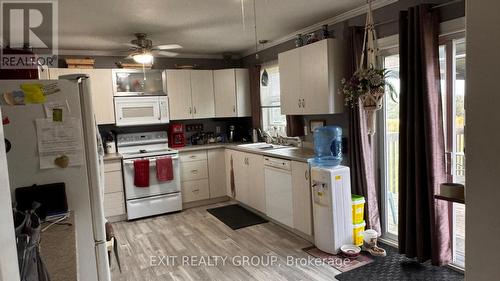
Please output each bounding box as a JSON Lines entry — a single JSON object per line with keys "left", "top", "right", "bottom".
{"left": 122, "top": 33, "right": 182, "bottom": 64}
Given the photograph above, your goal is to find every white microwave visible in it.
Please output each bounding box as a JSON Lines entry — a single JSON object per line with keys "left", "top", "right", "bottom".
{"left": 114, "top": 96, "right": 169, "bottom": 126}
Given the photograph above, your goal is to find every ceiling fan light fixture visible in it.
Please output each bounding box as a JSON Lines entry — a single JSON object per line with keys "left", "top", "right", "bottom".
{"left": 133, "top": 52, "right": 154, "bottom": 64}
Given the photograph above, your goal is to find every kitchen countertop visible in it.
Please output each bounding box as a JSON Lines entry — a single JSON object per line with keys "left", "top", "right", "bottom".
{"left": 103, "top": 153, "right": 122, "bottom": 161}
{"left": 176, "top": 143, "right": 314, "bottom": 163}
{"left": 175, "top": 143, "right": 229, "bottom": 152}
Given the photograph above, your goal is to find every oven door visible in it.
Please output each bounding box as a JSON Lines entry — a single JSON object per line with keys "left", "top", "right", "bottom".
{"left": 114, "top": 96, "right": 169, "bottom": 126}
{"left": 122, "top": 155, "right": 180, "bottom": 200}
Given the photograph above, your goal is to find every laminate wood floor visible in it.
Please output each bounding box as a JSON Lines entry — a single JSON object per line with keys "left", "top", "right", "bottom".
{"left": 110, "top": 201, "right": 340, "bottom": 281}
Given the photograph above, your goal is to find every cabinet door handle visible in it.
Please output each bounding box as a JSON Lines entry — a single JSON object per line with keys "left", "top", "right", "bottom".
{"left": 193, "top": 106, "right": 197, "bottom": 114}
{"left": 301, "top": 99, "right": 305, "bottom": 108}
{"left": 192, "top": 189, "right": 199, "bottom": 193}
{"left": 191, "top": 169, "right": 198, "bottom": 174}
{"left": 189, "top": 155, "right": 197, "bottom": 159}
{"left": 189, "top": 107, "right": 192, "bottom": 114}
{"left": 305, "top": 169, "right": 309, "bottom": 180}
{"left": 233, "top": 105, "right": 236, "bottom": 113}
{"left": 298, "top": 99, "right": 301, "bottom": 108}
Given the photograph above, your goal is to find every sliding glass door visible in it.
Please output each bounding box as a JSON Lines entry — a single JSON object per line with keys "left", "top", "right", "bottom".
{"left": 379, "top": 36, "right": 466, "bottom": 268}
{"left": 381, "top": 49, "right": 400, "bottom": 241}
{"left": 440, "top": 37, "right": 466, "bottom": 268}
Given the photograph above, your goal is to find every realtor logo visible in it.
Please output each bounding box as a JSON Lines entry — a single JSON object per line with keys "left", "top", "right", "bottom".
{"left": 1, "top": 1, "right": 58, "bottom": 69}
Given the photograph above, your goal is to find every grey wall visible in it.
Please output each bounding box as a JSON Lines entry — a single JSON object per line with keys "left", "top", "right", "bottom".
{"left": 241, "top": 0, "right": 465, "bottom": 66}
{"left": 239, "top": 0, "right": 464, "bottom": 151}
{"left": 58, "top": 55, "right": 241, "bottom": 70}
{"left": 465, "top": 0, "right": 500, "bottom": 279}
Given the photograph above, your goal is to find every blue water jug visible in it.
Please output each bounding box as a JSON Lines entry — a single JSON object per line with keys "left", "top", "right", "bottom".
{"left": 312, "top": 126, "right": 342, "bottom": 167}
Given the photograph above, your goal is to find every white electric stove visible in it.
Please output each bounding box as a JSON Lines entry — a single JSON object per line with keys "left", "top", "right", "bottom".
{"left": 117, "top": 131, "right": 181, "bottom": 220}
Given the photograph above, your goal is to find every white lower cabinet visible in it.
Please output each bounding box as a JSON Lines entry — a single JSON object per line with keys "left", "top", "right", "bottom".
{"left": 182, "top": 179, "right": 210, "bottom": 203}
{"left": 291, "top": 161, "right": 313, "bottom": 236}
{"left": 246, "top": 153, "right": 266, "bottom": 213}
{"left": 180, "top": 149, "right": 227, "bottom": 203}
{"left": 103, "top": 159, "right": 126, "bottom": 219}
{"left": 225, "top": 149, "right": 265, "bottom": 213}
{"left": 208, "top": 148, "right": 227, "bottom": 198}
{"left": 180, "top": 151, "right": 210, "bottom": 203}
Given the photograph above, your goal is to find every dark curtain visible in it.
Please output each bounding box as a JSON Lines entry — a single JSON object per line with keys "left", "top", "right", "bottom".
{"left": 249, "top": 65, "right": 262, "bottom": 129}
{"left": 347, "top": 26, "right": 381, "bottom": 233}
{"left": 398, "top": 4, "right": 451, "bottom": 265}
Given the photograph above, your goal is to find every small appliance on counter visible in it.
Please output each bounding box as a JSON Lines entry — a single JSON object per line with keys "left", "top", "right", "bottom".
{"left": 227, "top": 123, "right": 251, "bottom": 143}
{"left": 168, "top": 123, "right": 185, "bottom": 148}
{"left": 228, "top": 125, "right": 235, "bottom": 143}
{"left": 102, "top": 131, "right": 116, "bottom": 154}
{"left": 190, "top": 132, "right": 215, "bottom": 145}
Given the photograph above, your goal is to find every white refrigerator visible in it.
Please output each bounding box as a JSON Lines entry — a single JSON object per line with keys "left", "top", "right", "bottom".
{"left": 0, "top": 76, "right": 111, "bottom": 281}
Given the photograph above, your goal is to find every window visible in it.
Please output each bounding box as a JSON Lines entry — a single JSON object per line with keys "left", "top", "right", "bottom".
{"left": 260, "top": 65, "right": 286, "bottom": 135}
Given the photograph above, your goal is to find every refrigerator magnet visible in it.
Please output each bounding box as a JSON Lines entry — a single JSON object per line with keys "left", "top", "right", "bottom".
{"left": 53, "top": 108, "right": 63, "bottom": 122}
{"left": 3, "top": 90, "right": 25, "bottom": 105}
{"left": 44, "top": 100, "right": 70, "bottom": 118}
{"left": 54, "top": 155, "right": 69, "bottom": 168}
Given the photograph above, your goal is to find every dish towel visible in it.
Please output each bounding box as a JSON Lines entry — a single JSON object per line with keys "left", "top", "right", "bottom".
{"left": 134, "top": 159, "right": 150, "bottom": 187}
{"left": 156, "top": 156, "right": 174, "bottom": 181}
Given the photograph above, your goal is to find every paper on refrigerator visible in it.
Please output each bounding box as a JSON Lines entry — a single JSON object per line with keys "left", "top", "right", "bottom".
{"left": 35, "top": 118, "right": 84, "bottom": 169}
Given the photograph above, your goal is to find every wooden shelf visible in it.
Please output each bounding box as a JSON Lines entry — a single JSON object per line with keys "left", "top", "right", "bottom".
{"left": 434, "top": 194, "right": 465, "bottom": 204}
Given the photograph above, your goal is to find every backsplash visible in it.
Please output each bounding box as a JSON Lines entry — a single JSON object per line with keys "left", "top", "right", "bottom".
{"left": 98, "top": 117, "right": 252, "bottom": 145}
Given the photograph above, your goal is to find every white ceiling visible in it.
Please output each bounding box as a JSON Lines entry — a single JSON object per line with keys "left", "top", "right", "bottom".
{"left": 58, "top": 0, "right": 367, "bottom": 57}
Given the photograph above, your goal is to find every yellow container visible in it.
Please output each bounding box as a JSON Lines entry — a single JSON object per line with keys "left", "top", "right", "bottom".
{"left": 352, "top": 194, "right": 366, "bottom": 224}
{"left": 353, "top": 221, "right": 366, "bottom": 246}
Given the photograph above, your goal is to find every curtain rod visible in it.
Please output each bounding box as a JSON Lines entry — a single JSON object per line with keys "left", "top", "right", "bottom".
{"left": 373, "top": 0, "right": 463, "bottom": 28}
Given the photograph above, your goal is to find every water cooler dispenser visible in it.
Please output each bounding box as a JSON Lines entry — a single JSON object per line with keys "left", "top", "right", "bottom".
{"left": 310, "top": 126, "right": 353, "bottom": 254}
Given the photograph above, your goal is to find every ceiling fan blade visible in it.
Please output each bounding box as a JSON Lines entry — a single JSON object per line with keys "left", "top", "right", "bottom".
{"left": 152, "top": 44, "right": 182, "bottom": 50}
{"left": 156, "top": 51, "right": 179, "bottom": 57}
{"left": 122, "top": 42, "right": 139, "bottom": 48}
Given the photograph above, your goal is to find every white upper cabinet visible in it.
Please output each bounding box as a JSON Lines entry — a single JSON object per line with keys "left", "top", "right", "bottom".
{"left": 279, "top": 38, "right": 346, "bottom": 115}
{"left": 165, "top": 69, "right": 193, "bottom": 120}
{"left": 213, "top": 68, "right": 251, "bottom": 118}
{"left": 278, "top": 48, "right": 301, "bottom": 114}
{"left": 48, "top": 68, "right": 115, "bottom": 124}
{"left": 190, "top": 70, "right": 215, "bottom": 119}
{"left": 165, "top": 69, "right": 215, "bottom": 120}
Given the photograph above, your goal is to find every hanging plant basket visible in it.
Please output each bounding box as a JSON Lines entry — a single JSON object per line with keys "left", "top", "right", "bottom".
{"left": 339, "top": 0, "right": 395, "bottom": 135}
{"left": 361, "top": 87, "right": 384, "bottom": 111}
{"left": 362, "top": 88, "right": 385, "bottom": 135}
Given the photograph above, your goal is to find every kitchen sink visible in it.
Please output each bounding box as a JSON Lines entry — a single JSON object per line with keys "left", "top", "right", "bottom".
{"left": 237, "top": 142, "right": 292, "bottom": 150}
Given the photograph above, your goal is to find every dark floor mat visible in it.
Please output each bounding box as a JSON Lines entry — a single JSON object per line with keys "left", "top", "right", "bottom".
{"left": 335, "top": 243, "right": 464, "bottom": 281}
{"left": 207, "top": 204, "right": 267, "bottom": 230}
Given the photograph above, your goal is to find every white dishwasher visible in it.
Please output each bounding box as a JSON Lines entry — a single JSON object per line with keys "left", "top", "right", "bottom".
{"left": 264, "top": 157, "right": 293, "bottom": 227}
